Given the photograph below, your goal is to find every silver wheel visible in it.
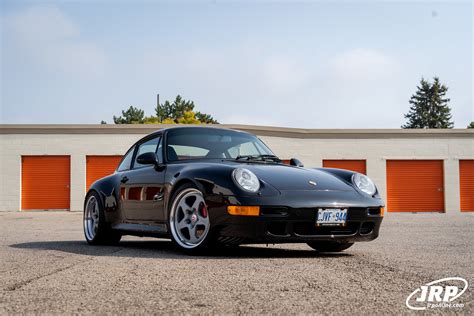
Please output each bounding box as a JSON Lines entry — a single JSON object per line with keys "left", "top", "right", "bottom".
{"left": 84, "top": 195, "right": 100, "bottom": 241}
{"left": 169, "top": 188, "right": 210, "bottom": 249}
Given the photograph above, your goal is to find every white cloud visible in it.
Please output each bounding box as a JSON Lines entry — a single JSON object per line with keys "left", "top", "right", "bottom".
{"left": 3, "top": 6, "right": 106, "bottom": 78}
{"left": 5, "top": 6, "right": 78, "bottom": 42}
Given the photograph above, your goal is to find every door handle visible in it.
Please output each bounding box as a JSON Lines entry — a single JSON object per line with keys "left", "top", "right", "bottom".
{"left": 153, "top": 193, "right": 164, "bottom": 201}
{"left": 120, "top": 176, "right": 129, "bottom": 183}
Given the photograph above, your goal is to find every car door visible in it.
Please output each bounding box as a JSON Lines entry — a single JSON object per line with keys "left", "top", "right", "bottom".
{"left": 120, "top": 135, "right": 166, "bottom": 222}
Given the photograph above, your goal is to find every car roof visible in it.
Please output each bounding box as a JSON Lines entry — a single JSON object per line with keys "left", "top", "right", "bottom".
{"left": 147, "top": 125, "right": 253, "bottom": 138}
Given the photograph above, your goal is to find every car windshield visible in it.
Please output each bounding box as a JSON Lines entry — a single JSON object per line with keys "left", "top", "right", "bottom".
{"left": 166, "top": 128, "right": 277, "bottom": 162}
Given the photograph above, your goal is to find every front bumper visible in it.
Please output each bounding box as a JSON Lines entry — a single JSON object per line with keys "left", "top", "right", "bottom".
{"left": 219, "top": 207, "right": 382, "bottom": 244}
{"left": 206, "top": 194, "right": 384, "bottom": 244}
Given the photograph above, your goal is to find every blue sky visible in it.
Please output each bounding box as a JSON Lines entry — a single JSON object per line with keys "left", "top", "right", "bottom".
{"left": 1, "top": 0, "right": 472, "bottom": 128}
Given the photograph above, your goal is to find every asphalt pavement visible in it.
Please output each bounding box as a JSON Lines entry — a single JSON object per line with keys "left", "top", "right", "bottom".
{"left": 0, "top": 211, "right": 472, "bottom": 314}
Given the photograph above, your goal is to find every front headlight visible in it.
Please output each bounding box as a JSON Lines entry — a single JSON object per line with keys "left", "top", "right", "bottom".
{"left": 352, "top": 173, "right": 376, "bottom": 196}
{"left": 232, "top": 168, "right": 260, "bottom": 192}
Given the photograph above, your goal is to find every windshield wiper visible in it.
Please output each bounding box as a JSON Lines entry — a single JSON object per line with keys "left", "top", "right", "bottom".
{"left": 234, "top": 154, "right": 281, "bottom": 163}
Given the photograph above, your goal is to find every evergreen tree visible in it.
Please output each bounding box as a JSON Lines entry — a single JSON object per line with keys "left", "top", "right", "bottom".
{"left": 155, "top": 95, "right": 218, "bottom": 124}
{"left": 468, "top": 122, "right": 474, "bottom": 129}
{"left": 113, "top": 106, "right": 145, "bottom": 124}
{"left": 402, "top": 77, "right": 453, "bottom": 128}
{"left": 195, "top": 111, "right": 219, "bottom": 124}
{"left": 155, "top": 95, "right": 194, "bottom": 122}
{"left": 108, "top": 95, "right": 218, "bottom": 124}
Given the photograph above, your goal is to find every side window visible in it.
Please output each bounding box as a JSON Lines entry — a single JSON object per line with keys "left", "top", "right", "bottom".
{"left": 117, "top": 146, "right": 135, "bottom": 172}
{"left": 133, "top": 136, "right": 161, "bottom": 169}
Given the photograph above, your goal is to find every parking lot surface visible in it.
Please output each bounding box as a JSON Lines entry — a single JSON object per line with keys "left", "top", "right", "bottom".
{"left": 0, "top": 211, "right": 472, "bottom": 314}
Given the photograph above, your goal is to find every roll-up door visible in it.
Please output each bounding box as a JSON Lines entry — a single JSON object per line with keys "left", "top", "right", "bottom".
{"left": 86, "top": 155, "right": 122, "bottom": 189}
{"left": 386, "top": 160, "right": 444, "bottom": 212}
{"left": 21, "top": 156, "right": 70, "bottom": 210}
{"left": 460, "top": 160, "right": 474, "bottom": 212}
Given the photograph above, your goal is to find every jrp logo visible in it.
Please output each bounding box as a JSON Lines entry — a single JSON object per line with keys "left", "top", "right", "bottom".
{"left": 406, "top": 277, "right": 468, "bottom": 310}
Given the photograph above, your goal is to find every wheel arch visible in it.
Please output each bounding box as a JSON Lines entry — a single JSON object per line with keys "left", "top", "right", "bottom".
{"left": 166, "top": 178, "right": 204, "bottom": 215}
{"left": 84, "top": 176, "right": 119, "bottom": 223}
{"left": 84, "top": 188, "right": 100, "bottom": 209}
{"left": 164, "top": 164, "right": 237, "bottom": 221}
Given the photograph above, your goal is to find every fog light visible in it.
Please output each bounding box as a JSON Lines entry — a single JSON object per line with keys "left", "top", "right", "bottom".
{"left": 227, "top": 206, "right": 260, "bottom": 216}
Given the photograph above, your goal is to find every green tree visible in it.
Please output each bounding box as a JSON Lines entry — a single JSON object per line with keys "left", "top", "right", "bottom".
{"left": 108, "top": 95, "right": 218, "bottom": 124}
{"left": 402, "top": 77, "right": 454, "bottom": 128}
{"left": 155, "top": 95, "right": 194, "bottom": 122}
{"left": 468, "top": 122, "right": 474, "bottom": 128}
{"left": 155, "top": 95, "right": 218, "bottom": 124}
{"left": 113, "top": 106, "right": 145, "bottom": 124}
{"left": 195, "top": 111, "right": 219, "bottom": 124}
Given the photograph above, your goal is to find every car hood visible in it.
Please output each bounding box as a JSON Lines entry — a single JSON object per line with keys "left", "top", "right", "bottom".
{"left": 242, "top": 164, "right": 353, "bottom": 191}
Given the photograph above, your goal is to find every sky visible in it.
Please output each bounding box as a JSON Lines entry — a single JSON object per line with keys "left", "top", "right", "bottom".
{"left": 1, "top": 0, "right": 472, "bottom": 128}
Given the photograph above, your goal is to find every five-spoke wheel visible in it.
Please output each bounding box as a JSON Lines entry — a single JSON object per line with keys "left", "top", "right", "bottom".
{"left": 84, "top": 195, "right": 100, "bottom": 241}
{"left": 169, "top": 186, "right": 211, "bottom": 250}
{"left": 83, "top": 191, "right": 121, "bottom": 245}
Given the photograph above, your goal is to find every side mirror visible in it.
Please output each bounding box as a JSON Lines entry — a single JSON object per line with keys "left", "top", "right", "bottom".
{"left": 290, "top": 158, "right": 304, "bottom": 167}
{"left": 136, "top": 152, "right": 159, "bottom": 166}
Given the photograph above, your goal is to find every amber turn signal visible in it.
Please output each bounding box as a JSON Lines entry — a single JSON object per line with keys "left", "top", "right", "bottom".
{"left": 380, "top": 207, "right": 385, "bottom": 217}
{"left": 227, "top": 205, "right": 260, "bottom": 216}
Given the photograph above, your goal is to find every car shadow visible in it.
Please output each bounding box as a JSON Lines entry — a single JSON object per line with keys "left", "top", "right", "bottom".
{"left": 10, "top": 240, "right": 353, "bottom": 259}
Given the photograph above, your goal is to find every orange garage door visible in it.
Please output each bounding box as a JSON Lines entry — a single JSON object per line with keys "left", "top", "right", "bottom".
{"left": 386, "top": 160, "right": 444, "bottom": 212}
{"left": 323, "top": 160, "right": 366, "bottom": 174}
{"left": 86, "top": 155, "right": 122, "bottom": 189}
{"left": 460, "top": 160, "right": 474, "bottom": 212}
{"left": 21, "top": 156, "right": 70, "bottom": 210}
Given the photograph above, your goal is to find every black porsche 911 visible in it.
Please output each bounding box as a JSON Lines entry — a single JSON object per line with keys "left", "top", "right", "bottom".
{"left": 84, "top": 126, "right": 384, "bottom": 253}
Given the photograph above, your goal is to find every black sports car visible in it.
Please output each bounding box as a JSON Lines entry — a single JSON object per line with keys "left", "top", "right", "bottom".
{"left": 84, "top": 126, "right": 384, "bottom": 253}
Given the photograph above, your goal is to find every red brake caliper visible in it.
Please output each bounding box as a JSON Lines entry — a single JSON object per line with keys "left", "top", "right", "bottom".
{"left": 200, "top": 202, "right": 208, "bottom": 218}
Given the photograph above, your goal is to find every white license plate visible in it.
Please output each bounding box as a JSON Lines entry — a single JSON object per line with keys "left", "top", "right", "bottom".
{"left": 316, "top": 208, "right": 347, "bottom": 226}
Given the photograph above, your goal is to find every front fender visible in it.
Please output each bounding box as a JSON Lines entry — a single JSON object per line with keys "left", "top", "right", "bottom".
{"left": 166, "top": 164, "right": 280, "bottom": 198}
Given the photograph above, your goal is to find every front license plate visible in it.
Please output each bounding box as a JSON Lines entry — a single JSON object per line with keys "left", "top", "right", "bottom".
{"left": 316, "top": 208, "right": 347, "bottom": 226}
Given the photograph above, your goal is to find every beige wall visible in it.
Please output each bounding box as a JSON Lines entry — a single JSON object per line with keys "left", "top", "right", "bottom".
{"left": 1, "top": 125, "right": 473, "bottom": 213}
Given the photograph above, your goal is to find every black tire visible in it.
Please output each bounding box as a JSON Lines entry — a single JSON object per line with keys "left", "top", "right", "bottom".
{"left": 83, "top": 191, "right": 122, "bottom": 245}
{"left": 168, "top": 183, "right": 214, "bottom": 254}
{"left": 307, "top": 241, "right": 354, "bottom": 252}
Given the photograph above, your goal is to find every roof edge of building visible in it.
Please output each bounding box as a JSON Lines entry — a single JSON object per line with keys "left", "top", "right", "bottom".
{"left": 1, "top": 124, "right": 473, "bottom": 139}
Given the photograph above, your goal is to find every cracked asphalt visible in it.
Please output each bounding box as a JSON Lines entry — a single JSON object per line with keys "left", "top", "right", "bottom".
{"left": 0, "top": 211, "right": 472, "bottom": 314}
